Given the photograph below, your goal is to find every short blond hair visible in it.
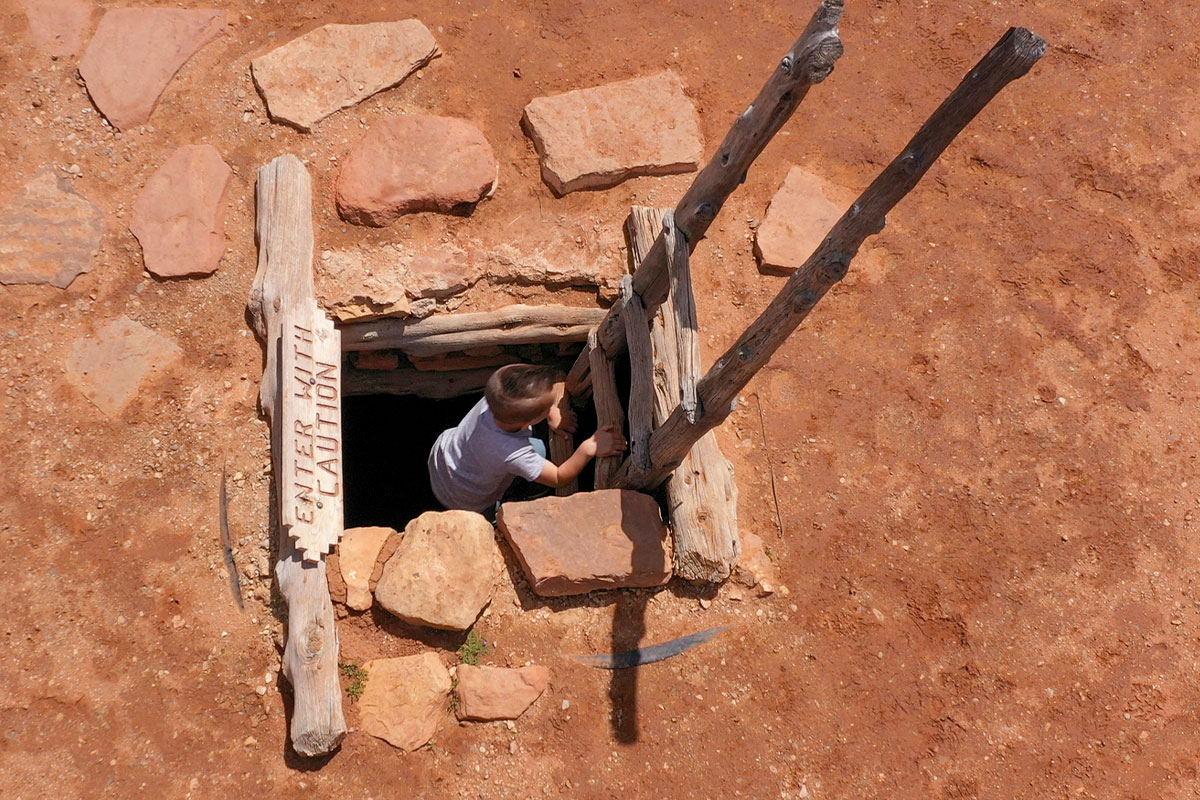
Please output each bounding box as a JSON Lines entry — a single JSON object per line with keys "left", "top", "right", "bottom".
{"left": 485, "top": 364, "right": 564, "bottom": 425}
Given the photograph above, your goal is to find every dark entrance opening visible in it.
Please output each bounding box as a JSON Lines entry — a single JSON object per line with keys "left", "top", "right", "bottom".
{"left": 342, "top": 392, "right": 477, "bottom": 530}
{"left": 342, "top": 388, "right": 599, "bottom": 531}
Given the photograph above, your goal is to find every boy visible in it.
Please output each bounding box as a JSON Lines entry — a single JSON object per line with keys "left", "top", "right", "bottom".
{"left": 428, "top": 364, "right": 626, "bottom": 513}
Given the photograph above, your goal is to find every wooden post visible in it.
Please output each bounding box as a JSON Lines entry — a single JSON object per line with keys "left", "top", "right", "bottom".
{"left": 628, "top": 207, "right": 740, "bottom": 581}
{"left": 565, "top": 0, "right": 844, "bottom": 396}
{"left": 549, "top": 368, "right": 578, "bottom": 496}
{"left": 616, "top": 27, "right": 1047, "bottom": 491}
{"left": 588, "top": 328, "right": 624, "bottom": 489}
{"left": 663, "top": 214, "right": 701, "bottom": 423}
{"left": 248, "top": 154, "right": 347, "bottom": 757}
{"left": 620, "top": 275, "right": 654, "bottom": 473}
{"left": 549, "top": 429, "right": 578, "bottom": 496}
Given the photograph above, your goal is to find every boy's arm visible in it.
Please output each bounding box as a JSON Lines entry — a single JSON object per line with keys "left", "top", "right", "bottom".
{"left": 535, "top": 425, "right": 625, "bottom": 488}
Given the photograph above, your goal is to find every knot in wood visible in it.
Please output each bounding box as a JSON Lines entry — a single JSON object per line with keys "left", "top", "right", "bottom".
{"left": 780, "top": 55, "right": 794, "bottom": 75}
{"left": 804, "top": 39, "right": 844, "bottom": 83}
{"left": 899, "top": 149, "right": 926, "bottom": 176}
{"left": 821, "top": 253, "right": 851, "bottom": 283}
{"left": 303, "top": 624, "right": 326, "bottom": 658}
{"left": 696, "top": 201, "right": 717, "bottom": 221}
{"left": 793, "top": 289, "right": 820, "bottom": 312}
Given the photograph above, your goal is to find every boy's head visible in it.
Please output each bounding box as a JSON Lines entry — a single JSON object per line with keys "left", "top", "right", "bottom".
{"left": 486, "top": 364, "right": 565, "bottom": 427}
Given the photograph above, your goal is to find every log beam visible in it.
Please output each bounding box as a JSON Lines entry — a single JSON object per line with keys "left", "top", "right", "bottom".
{"left": 663, "top": 213, "right": 701, "bottom": 423}
{"left": 566, "top": 0, "right": 845, "bottom": 392}
{"left": 588, "top": 328, "right": 624, "bottom": 489}
{"left": 620, "top": 276, "right": 654, "bottom": 473}
{"left": 616, "top": 27, "right": 1047, "bottom": 491}
{"left": 627, "top": 206, "right": 740, "bottom": 581}
{"left": 248, "top": 155, "right": 346, "bottom": 757}
{"left": 549, "top": 430, "right": 578, "bottom": 496}
{"left": 342, "top": 365, "right": 495, "bottom": 398}
{"left": 341, "top": 305, "right": 605, "bottom": 357}
{"left": 549, "top": 373, "right": 580, "bottom": 498}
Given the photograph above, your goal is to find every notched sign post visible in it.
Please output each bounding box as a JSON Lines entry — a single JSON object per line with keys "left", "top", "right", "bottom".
{"left": 281, "top": 306, "right": 343, "bottom": 562}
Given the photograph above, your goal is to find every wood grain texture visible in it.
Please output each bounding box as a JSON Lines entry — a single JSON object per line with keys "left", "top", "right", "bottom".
{"left": 249, "top": 154, "right": 347, "bottom": 757}
{"left": 620, "top": 275, "right": 654, "bottom": 473}
{"left": 341, "top": 305, "right": 605, "bottom": 357}
{"left": 624, "top": 206, "right": 740, "bottom": 581}
{"left": 566, "top": 0, "right": 845, "bottom": 387}
{"left": 616, "top": 27, "right": 1047, "bottom": 492}
{"left": 588, "top": 327, "right": 624, "bottom": 489}
{"left": 663, "top": 212, "right": 701, "bottom": 423}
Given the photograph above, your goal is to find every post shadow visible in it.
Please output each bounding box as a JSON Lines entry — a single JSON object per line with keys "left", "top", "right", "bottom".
{"left": 608, "top": 489, "right": 663, "bottom": 743}
{"left": 609, "top": 587, "right": 649, "bottom": 743}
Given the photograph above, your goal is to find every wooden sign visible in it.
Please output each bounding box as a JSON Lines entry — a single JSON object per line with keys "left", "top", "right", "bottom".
{"left": 281, "top": 304, "right": 343, "bottom": 562}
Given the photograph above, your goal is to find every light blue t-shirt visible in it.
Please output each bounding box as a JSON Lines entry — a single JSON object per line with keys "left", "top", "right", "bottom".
{"left": 428, "top": 397, "right": 547, "bottom": 512}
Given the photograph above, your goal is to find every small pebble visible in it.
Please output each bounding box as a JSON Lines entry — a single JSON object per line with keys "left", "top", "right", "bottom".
{"left": 561, "top": 699, "right": 570, "bottom": 711}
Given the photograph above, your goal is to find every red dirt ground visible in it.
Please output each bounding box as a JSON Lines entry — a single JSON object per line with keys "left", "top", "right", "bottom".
{"left": 3, "top": 1, "right": 1199, "bottom": 798}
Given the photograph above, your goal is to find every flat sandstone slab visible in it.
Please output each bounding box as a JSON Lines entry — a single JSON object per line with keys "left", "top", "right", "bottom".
{"left": 251, "top": 20, "right": 439, "bottom": 131}
{"left": 522, "top": 70, "right": 703, "bottom": 195}
{"left": 131, "top": 144, "right": 232, "bottom": 277}
{"left": 20, "top": 0, "right": 95, "bottom": 57}
{"left": 65, "top": 317, "right": 183, "bottom": 418}
{"left": 455, "top": 664, "right": 549, "bottom": 721}
{"left": 754, "top": 165, "right": 848, "bottom": 274}
{"left": 336, "top": 114, "right": 497, "bottom": 226}
{"left": 359, "top": 653, "right": 451, "bottom": 751}
{"left": 374, "top": 511, "right": 498, "bottom": 630}
{"left": 0, "top": 166, "right": 102, "bottom": 289}
{"left": 497, "top": 490, "right": 671, "bottom": 596}
{"left": 337, "top": 526, "right": 397, "bottom": 611}
{"left": 79, "top": 7, "right": 225, "bottom": 130}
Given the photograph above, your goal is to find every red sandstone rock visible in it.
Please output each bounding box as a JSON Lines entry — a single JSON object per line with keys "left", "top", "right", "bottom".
{"left": 64, "top": 317, "right": 184, "bottom": 418}
{"left": 358, "top": 653, "right": 451, "bottom": 751}
{"left": 732, "top": 531, "right": 780, "bottom": 597}
{"left": 0, "top": 166, "right": 102, "bottom": 289}
{"left": 454, "top": 664, "right": 549, "bottom": 721}
{"left": 337, "top": 526, "right": 397, "bottom": 610}
{"left": 130, "top": 144, "right": 231, "bottom": 278}
{"left": 20, "top": 0, "right": 94, "bottom": 57}
{"left": 335, "top": 115, "right": 498, "bottom": 227}
{"left": 79, "top": 7, "right": 225, "bottom": 130}
{"left": 369, "top": 533, "right": 403, "bottom": 590}
{"left": 522, "top": 71, "right": 703, "bottom": 195}
{"left": 754, "top": 165, "right": 849, "bottom": 275}
{"left": 497, "top": 490, "right": 672, "bottom": 596}
{"left": 325, "top": 551, "right": 347, "bottom": 605}
{"left": 374, "top": 511, "right": 498, "bottom": 630}
{"left": 251, "top": 20, "right": 439, "bottom": 131}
